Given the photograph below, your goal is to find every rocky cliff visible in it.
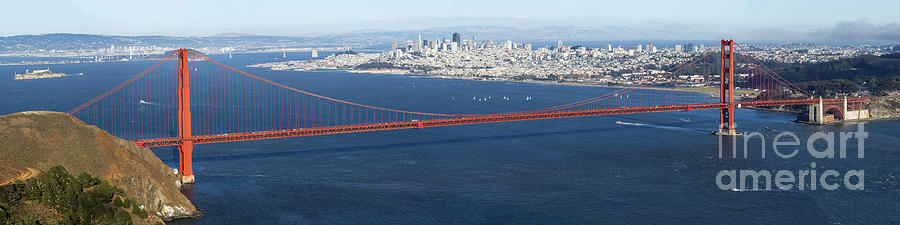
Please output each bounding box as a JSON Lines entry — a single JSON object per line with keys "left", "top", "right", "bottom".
{"left": 868, "top": 93, "right": 900, "bottom": 119}
{"left": 0, "top": 111, "right": 198, "bottom": 221}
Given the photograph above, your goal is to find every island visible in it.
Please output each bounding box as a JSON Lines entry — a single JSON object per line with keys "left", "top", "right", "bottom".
{"left": 13, "top": 69, "right": 68, "bottom": 80}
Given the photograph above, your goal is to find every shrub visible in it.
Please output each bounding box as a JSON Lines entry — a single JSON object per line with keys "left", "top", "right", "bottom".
{"left": 113, "top": 197, "right": 124, "bottom": 207}
{"left": 122, "top": 198, "right": 133, "bottom": 209}
{"left": 114, "top": 210, "right": 133, "bottom": 225}
{"left": 132, "top": 204, "right": 148, "bottom": 218}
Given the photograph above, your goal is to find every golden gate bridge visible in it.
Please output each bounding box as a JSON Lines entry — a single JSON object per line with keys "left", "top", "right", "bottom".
{"left": 65, "top": 40, "right": 869, "bottom": 183}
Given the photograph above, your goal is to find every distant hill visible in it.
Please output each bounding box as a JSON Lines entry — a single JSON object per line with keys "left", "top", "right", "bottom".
{"left": 0, "top": 111, "right": 198, "bottom": 221}
{"left": 765, "top": 53, "right": 900, "bottom": 96}
{"left": 769, "top": 53, "right": 900, "bottom": 82}
{"left": 209, "top": 32, "right": 259, "bottom": 38}
{"left": 0, "top": 26, "right": 719, "bottom": 55}
{"left": 0, "top": 33, "right": 325, "bottom": 54}
{"left": 334, "top": 25, "right": 716, "bottom": 43}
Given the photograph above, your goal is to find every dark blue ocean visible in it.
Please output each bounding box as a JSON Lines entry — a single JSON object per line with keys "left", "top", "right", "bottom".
{"left": 0, "top": 52, "right": 897, "bottom": 224}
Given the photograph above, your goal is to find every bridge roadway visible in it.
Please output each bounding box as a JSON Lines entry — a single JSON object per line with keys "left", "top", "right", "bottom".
{"left": 134, "top": 98, "right": 868, "bottom": 148}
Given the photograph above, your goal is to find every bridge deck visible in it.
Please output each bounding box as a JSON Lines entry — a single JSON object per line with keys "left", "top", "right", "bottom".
{"left": 135, "top": 98, "right": 868, "bottom": 147}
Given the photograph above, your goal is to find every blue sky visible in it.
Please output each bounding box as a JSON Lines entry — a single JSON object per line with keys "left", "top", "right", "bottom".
{"left": 2, "top": 0, "right": 899, "bottom": 40}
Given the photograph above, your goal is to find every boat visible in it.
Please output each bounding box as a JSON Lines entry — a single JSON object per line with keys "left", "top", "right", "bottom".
{"left": 140, "top": 99, "right": 150, "bottom": 104}
{"left": 616, "top": 121, "right": 624, "bottom": 124}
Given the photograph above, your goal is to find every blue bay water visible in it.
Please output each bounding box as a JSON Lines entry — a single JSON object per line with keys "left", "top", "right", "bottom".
{"left": 0, "top": 52, "right": 897, "bottom": 224}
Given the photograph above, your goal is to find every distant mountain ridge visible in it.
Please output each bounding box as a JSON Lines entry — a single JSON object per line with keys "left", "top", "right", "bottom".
{"left": 336, "top": 25, "right": 717, "bottom": 42}
{"left": 0, "top": 33, "right": 323, "bottom": 53}
{"left": 0, "top": 25, "right": 719, "bottom": 54}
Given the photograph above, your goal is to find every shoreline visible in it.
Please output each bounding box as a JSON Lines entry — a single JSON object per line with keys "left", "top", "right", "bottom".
{"left": 318, "top": 68, "right": 723, "bottom": 95}
{"left": 0, "top": 58, "right": 162, "bottom": 67}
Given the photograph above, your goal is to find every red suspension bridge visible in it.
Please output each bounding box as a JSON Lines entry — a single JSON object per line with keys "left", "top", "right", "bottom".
{"left": 66, "top": 40, "right": 869, "bottom": 183}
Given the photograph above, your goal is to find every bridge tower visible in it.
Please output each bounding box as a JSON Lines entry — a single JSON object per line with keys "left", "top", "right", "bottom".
{"left": 717, "top": 40, "right": 740, "bottom": 136}
{"left": 177, "top": 49, "right": 195, "bottom": 184}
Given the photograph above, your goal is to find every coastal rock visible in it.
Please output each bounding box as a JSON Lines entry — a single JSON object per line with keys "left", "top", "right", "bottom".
{"left": 0, "top": 111, "right": 199, "bottom": 221}
{"left": 868, "top": 93, "right": 900, "bottom": 119}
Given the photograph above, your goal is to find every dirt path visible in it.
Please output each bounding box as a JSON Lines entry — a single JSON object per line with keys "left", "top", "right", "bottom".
{"left": 0, "top": 167, "right": 40, "bottom": 185}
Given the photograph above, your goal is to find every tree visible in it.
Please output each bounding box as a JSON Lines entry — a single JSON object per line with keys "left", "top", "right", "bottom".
{"left": 6, "top": 166, "right": 145, "bottom": 224}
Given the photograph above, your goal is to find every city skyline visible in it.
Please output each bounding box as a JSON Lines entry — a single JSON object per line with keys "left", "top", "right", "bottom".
{"left": 2, "top": 0, "right": 900, "bottom": 42}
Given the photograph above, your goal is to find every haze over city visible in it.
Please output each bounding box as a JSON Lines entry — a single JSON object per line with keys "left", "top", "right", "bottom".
{"left": 2, "top": 0, "right": 900, "bottom": 42}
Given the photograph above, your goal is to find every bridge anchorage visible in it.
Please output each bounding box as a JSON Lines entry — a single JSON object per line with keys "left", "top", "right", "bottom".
{"left": 67, "top": 41, "right": 869, "bottom": 183}
{"left": 801, "top": 96, "right": 871, "bottom": 124}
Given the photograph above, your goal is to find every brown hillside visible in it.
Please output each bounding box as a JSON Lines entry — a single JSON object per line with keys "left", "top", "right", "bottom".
{"left": 0, "top": 158, "right": 33, "bottom": 185}
{"left": 0, "top": 111, "right": 198, "bottom": 220}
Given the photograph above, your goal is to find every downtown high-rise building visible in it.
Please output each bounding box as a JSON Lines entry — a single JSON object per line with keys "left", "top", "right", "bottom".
{"left": 452, "top": 33, "right": 461, "bottom": 43}
{"left": 417, "top": 32, "right": 423, "bottom": 51}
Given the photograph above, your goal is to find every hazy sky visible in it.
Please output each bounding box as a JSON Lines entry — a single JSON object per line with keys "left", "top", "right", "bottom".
{"left": 2, "top": 0, "right": 899, "bottom": 40}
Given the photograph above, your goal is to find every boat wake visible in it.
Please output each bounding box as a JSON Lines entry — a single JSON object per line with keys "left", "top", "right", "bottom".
{"left": 615, "top": 120, "right": 704, "bottom": 132}
{"left": 139, "top": 99, "right": 159, "bottom": 106}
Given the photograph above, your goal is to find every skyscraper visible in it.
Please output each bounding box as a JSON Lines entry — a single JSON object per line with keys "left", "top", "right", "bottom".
{"left": 452, "top": 33, "right": 461, "bottom": 43}
{"left": 674, "top": 44, "right": 683, "bottom": 53}
{"left": 417, "top": 32, "right": 422, "bottom": 51}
